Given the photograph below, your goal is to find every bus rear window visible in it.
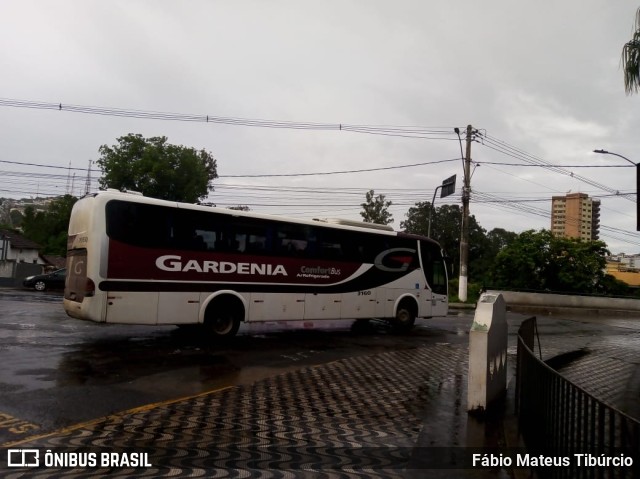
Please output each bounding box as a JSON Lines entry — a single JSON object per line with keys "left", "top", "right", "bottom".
{"left": 106, "top": 201, "right": 172, "bottom": 248}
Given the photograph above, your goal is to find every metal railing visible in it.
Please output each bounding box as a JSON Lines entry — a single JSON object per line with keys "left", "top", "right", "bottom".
{"left": 516, "top": 317, "right": 640, "bottom": 478}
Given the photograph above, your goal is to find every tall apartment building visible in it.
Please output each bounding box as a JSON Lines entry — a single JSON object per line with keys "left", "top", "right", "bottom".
{"left": 551, "top": 192, "right": 600, "bottom": 241}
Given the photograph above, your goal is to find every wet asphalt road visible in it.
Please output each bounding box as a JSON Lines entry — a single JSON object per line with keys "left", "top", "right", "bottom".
{"left": 2, "top": 288, "right": 640, "bottom": 451}
{"left": 0, "top": 288, "right": 475, "bottom": 445}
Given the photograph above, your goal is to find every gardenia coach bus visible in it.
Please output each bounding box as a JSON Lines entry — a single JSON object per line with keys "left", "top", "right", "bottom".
{"left": 63, "top": 190, "right": 449, "bottom": 338}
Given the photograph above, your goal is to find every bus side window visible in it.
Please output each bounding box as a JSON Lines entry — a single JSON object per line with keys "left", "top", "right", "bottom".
{"left": 195, "top": 229, "right": 217, "bottom": 250}
{"left": 106, "top": 200, "right": 172, "bottom": 248}
{"left": 276, "top": 224, "right": 310, "bottom": 256}
{"left": 214, "top": 236, "right": 230, "bottom": 251}
{"left": 322, "top": 242, "right": 342, "bottom": 259}
{"left": 234, "top": 234, "right": 246, "bottom": 253}
{"left": 191, "top": 234, "right": 207, "bottom": 250}
{"left": 247, "top": 235, "right": 266, "bottom": 253}
{"left": 342, "top": 241, "right": 364, "bottom": 262}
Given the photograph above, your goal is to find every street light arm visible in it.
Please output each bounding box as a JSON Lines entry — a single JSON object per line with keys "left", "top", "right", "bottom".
{"left": 593, "top": 148, "right": 640, "bottom": 231}
{"left": 593, "top": 149, "right": 636, "bottom": 166}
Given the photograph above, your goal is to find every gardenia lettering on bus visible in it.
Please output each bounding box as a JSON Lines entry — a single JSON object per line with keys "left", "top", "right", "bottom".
{"left": 155, "top": 255, "right": 287, "bottom": 276}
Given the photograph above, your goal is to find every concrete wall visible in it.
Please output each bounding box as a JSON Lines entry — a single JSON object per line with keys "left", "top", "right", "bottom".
{"left": 0, "top": 261, "right": 14, "bottom": 279}
{"left": 0, "top": 261, "right": 43, "bottom": 287}
{"left": 486, "top": 290, "right": 640, "bottom": 315}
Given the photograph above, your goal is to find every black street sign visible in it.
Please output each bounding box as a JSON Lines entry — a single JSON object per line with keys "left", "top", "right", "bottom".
{"left": 440, "top": 174, "right": 457, "bottom": 198}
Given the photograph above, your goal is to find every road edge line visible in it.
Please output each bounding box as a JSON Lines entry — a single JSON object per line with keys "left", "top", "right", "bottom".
{"left": 1, "top": 385, "right": 233, "bottom": 447}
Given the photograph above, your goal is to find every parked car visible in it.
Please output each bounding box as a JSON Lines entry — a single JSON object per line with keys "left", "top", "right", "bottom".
{"left": 23, "top": 268, "right": 66, "bottom": 291}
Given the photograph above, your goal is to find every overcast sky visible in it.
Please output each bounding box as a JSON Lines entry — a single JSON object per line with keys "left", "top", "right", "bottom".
{"left": 1, "top": 0, "right": 639, "bottom": 253}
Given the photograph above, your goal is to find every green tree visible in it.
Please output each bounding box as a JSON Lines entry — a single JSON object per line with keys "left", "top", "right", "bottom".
{"left": 97, "top": 134, "right": 218, "bottom": 203}
{"left": 623, "top": 7, "right": 640, "bottom": 95}
{"left": 10, "top": 209, "right": 24, "bottom": 228}
{"left": 360, "top": 190, "right": 393, "bottom": 225}
{"left": 475, "top": 228, "right": 518, "bottom": 284}
{"left": 490, "top": 230, "right": 610, "bottom": 293}
{"left": 22, "top": 195, "right": 78, "bottom": 256}
{"left": 401, "top": 201, "right": 490, "bottom": 281}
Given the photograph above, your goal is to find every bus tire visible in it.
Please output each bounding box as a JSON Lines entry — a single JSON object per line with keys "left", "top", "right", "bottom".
{"left": 393, "top": 300, "right": 417, "bottom": 333}
{"left": 204, "top": 297, "right": 242, "bottom": 339}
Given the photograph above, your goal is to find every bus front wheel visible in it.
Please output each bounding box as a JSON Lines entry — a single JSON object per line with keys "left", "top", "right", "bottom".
{"left": 204, "top": 299, "right": 242, "bottom": 339}
{"left": 393, "top": 302, "right": 416, "bottom": 333}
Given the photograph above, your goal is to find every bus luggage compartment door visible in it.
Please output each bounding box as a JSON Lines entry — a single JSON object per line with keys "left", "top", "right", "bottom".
{"left": 304, "top": 292, "right": 341, "bottom": 319}
{"left": 339, "top": 291, "right": 376, "bottom": 319}
{"left": 105, "top": 292, "right": 159, "bottom": 324}
{"left": 249, "top": 293, "right": 305, "bottom": 321}
{"left": 157, "top": 292, "right": 200, "bottom": 324}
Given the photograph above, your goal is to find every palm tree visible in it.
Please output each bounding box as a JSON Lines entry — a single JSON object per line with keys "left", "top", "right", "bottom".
{"left": 622, "top": 7, "right": 640, "bottom": 95}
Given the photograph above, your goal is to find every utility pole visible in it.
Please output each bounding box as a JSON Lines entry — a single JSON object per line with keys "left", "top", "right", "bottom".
{"left": 84, "top": 160, "right": 92, "bottom": 196}
{"left": 459, "top": 125, "right": 473, "bottom": 302}
{"left": 65, "top": 161, "right": 71, "bottom": 195}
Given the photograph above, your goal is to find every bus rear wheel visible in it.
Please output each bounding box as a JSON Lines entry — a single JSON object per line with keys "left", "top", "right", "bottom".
{"left": 204, "top": 299, "right": 242, "bottom": 339}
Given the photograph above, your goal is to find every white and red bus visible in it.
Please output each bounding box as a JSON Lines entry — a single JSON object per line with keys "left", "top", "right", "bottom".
{"left": 64, "top": 190, "right": 448, "bottom": 338}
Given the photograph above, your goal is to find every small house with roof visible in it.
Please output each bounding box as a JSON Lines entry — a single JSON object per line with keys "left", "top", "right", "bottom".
{"left": 0, "top": 229, "right": 46, "bottom": 286}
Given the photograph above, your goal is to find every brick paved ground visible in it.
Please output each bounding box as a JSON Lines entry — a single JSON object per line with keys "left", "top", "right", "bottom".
{"left": 3, "top": 314, "right": 638, "bottom": 478}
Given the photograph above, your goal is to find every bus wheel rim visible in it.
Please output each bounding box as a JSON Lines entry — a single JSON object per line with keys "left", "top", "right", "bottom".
{"left": 214, "top": 316, "right": 233, "bottom": 335}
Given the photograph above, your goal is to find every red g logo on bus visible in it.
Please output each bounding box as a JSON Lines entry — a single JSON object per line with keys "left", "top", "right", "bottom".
{"left": 374, "top": 248, "right": 416, "bottom": 272}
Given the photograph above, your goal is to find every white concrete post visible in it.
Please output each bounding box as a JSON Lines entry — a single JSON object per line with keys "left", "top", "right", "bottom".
{"left": 467, "top": 292, "right": 507, "bottom": 413}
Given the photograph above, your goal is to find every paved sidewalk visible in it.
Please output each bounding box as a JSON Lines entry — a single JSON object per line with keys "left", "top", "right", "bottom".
{"left": 3, "top": 314, "right": 639, "bottom": 478}
{"left": 532, "top": 315, "right": 640, "bottom": 419}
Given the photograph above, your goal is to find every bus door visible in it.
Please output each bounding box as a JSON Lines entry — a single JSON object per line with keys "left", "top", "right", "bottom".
{"left": 420, "top": 240, "right": 448, "bottom": 317}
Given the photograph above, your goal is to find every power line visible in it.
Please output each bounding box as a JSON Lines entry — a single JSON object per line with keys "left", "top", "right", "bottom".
{"left": 221, "top": 158, "right": 460, "bottom": 177}
{"left": 1, "top": 97, "right": 637, "bottom": 245}
{"left": 477, "top": 133, "right": 637, "bottom": 203}
{"left": 0, "top": 98, "right": 461, "bottom": 140}
{"left": 477, "top": 161, "right": 632, "bottom": 168}
{"left": 0, "top": 159, "right": 95, "bottom": 171}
